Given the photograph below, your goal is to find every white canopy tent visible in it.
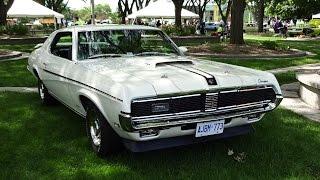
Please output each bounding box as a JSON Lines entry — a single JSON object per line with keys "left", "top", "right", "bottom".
{"left": 127, "top": 0, "right": 199, "bottom": 19}
{"left": 312, "top": 13, "right": 320, "bottom": 19}
{"left": 7, "top": 0, "right": 64, "bottom": 19}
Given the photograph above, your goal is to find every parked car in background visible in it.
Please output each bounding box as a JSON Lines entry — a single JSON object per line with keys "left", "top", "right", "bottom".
{"left": 27, "top": 25, "right": 283, "bottom": 157}
{"left": 205, "top": 22, "right": 220, "bottom": 31}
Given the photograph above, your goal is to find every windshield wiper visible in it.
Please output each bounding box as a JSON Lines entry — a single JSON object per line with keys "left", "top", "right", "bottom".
{"left": 135, "top": 52, "right": 172, "bottom": 56}
{"left": 88, "top": 54, "right": 123, "bottom": 59}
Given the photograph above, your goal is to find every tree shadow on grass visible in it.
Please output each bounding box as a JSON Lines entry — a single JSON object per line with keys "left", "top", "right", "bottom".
{"left": 0, "top": 93, "right": 319, "bottom": 179}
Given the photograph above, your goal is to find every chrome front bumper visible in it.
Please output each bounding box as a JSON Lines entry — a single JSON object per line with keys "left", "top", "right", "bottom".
{"left": 119, "top": 95, "right": 283, "bottom": 132}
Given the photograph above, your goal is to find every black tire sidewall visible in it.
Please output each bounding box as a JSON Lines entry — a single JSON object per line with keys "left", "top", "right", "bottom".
{"left": 85, "top": 103, "right": 122, "bottom": 156}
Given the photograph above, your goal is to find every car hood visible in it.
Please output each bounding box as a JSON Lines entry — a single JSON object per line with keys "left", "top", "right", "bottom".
{"left": 80, "top": 55, "right": 279, "bottom": 96}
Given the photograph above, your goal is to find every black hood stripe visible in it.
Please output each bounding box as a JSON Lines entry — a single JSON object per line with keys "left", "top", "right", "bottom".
{"left": 169, "top": 65, "right": 217, "bottom": 85}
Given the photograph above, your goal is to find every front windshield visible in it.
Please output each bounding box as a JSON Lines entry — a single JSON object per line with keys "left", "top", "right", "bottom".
{"left": 77, "top": 29, "right": 180, "bottom": 60}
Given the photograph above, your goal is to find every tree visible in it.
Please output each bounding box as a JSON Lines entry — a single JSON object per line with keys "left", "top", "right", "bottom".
{"left": 0, "top": 0, "right": 14, "bottom": 25}
{"left": 172, "top": 0, "right": 184, "bottom": 28}
{"left": 215, "top": 0, "right": 232, "bottom": 25}
{"left": 230, "top": 0, "right": 246, "bottom": 44}
{"left": 184, "top": 0, "right": 211, "bottom": 22}
{"left": 118, "top": 0, "right": 152, "bottom": 24}
{"left": 255, "top": 0, "right": 265, "bottom": 32}
{"left": 35, "top": 0, "right": 68, "bottom": 13}
{"left": 266, "top": 0, "right": 320, "bottom": 20}
{"left": 74, "top": 4, "right": 113, "bottom": 21}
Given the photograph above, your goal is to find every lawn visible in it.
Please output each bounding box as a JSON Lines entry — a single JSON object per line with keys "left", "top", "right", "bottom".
{"left": 0, "top": 58, "right": 37, "bottom": 87}
{"left": 0, "top": 92, "right": 319, "bottom": 179}
{"left": 274, "top": 71, "right": 297, "bottom": 85}
{"left": 0, "top": 44, "right": 36, "bottom": 53}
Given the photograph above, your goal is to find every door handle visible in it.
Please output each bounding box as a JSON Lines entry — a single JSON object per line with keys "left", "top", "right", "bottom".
{"left": 43, "top": 62, "right": 48, "bottom": 66}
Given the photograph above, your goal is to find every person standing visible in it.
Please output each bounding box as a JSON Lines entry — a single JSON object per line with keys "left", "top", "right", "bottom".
{"left": 156, "top": 20, "right": 162, "bottom": 28}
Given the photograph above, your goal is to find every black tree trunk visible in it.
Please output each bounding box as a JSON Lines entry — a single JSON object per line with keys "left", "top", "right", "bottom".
{"left": 172, "top": 0, "right": 184, "bottom": 28}
{"left": 257, "top": 0, "right": 265, "bottom": 33}
{"left": 230, "top": 0, "right": 246, "bottom": 45}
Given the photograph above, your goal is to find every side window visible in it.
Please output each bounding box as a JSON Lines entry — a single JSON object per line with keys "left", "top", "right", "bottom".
{"left": 50, "top": 32, "right": 73, "bottom": 60}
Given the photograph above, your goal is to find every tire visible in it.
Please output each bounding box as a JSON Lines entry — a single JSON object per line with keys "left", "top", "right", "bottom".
{"left": 38, "top": 79, "right": 56, "bottom": 105}
{"left": 85, "top": 102, "right": 122, "bottom": 156}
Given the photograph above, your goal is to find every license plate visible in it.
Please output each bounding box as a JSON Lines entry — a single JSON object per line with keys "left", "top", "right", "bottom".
{"left": 195, "top": 120, "right": 225, "bottom": 138}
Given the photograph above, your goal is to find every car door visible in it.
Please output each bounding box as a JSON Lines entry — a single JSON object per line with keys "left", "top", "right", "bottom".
{"left": 40, "top": 31, "right": 75, "bottom": 107}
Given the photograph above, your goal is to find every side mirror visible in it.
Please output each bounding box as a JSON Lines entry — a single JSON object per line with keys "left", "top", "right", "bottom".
{"left": 178, "top": 46, "right": 188, "bottom": 53}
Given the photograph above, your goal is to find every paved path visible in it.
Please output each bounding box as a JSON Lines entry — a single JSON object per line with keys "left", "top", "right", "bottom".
{"left": 0, "top": 53, "right": 29, "bottom": 62}
{"left": 280, "top": 82, "right": 320, "bottom": 123}
{"left": 0, "top": 87, "right": 37, "bottom": 93}
{"left": 268, "top": 63, "right": 320, "bottom": 74}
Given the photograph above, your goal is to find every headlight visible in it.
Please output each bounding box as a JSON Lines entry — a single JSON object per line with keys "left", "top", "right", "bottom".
{"left": 151, "top": 103, "right": 170, "bottom": 113}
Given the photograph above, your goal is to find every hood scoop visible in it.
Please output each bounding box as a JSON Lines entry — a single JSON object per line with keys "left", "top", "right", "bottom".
{"left": 155, "top": 60, "right": 194, "bottom": 67}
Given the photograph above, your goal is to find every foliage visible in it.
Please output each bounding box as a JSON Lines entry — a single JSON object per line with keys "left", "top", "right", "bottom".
{"left": 162, "top": 25, "right": 196, "bottom": 36}
{"left": 0, "top": 25, "right": 6, "bottom": 35}
{"left": 266, "top": 0, "right": 320, "bottom": 19}
{"left": 309, "top": 19, "right": 320, "bottom": 28}
{"left": 5, "top": 24, "right": 29, "bottom": 36}
{"left": 73, "top": 4, "right": 114, "bottom": 22}
{"left": 310, "top": 28, "right": 320, "bottom": 37}
{"left": 34, "top": 0, "right": 68, "bottom": 13}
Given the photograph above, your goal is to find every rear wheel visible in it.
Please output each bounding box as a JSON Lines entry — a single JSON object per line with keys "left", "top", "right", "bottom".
{"left": 38, "top": 79, "right": 55, "bottom": 105}
{"left": 85, "top": 102, "right": 122, "bottom": 156}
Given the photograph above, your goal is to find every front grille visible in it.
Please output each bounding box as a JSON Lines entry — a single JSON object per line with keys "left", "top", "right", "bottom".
{"left": 131, "top": 87, "right": 276, "bottom": 117}
{"left": 131, "top": 95, "right": 204, "bottom": 117}
{"left": 218, "top": 88, "right": 276, "bottom": 108}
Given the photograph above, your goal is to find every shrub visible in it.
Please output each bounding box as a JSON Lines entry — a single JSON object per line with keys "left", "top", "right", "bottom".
{"left": 260, "top": 41, "right": 278, "bottom": 50}
{"left": 6, "top": 23, "right": 29, "bottom": 36}
{"left": 0, "top": 25, "right": 6, "bottom": 35}
{"left": 162, "top": 25, "right": 196, "bottom": 36}
{"left": 309, "top": 19, "right": 320, "bottom": 28}
{"left": 310, "top": 28, "right": 320, "bottom": 37}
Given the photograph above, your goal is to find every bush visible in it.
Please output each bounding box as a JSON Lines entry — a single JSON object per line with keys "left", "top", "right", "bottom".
{"left": 310, "top": 28, "right": 320, "bottom": 37}
{"left": 0, "top": 25, "right": 6, "bottom": 35}
{"left": 309, "top": 19, "right": 320, "bottom": 28}
{"left": 162, "top": 25, "right": 196, "bottom": 36}
{"left": 6, "top": 23, "right": 29, "bottom": 36}
{"left": 260, "top": 41, "right": 279, "bottom": 50}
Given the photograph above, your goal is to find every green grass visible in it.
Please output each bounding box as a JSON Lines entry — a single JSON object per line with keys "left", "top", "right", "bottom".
{"left": 274, "top": 71, "right": 297, "bottom": 85}
{"left": 206, "top": 38, "right": 320, "bottom": 71}
{"left": 0, "top": 44, "right": 36, "bottom": 53}
{"left": 207, "top": 57, "right": 320, "bottom": 71}
{"left": 0, "top": 59, "right": 36, "bottom": 87}
{"left": 0, "top": 92, "right": 319, "bottom": 179}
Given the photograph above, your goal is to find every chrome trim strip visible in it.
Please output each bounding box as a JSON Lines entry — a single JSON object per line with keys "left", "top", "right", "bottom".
{"left": 133, "top": 107, "right": 270, "bottom": 130}
{"left": 131, "top": 110, "right": 202, "bottom": 119}
{"left": 132, "top": 94, "right": 201, "bottom": 103}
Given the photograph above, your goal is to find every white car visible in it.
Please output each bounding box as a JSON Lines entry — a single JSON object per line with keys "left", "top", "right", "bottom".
{"left": 28, "top": 25, "right": 283, "bottom": 156}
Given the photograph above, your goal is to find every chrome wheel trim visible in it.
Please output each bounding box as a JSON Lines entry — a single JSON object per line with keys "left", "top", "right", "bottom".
{"left": 89, "top": 113, "right": 102, "bottom": 147}
{"left": 39, "top": 83, "right": 45, "bottom": 100}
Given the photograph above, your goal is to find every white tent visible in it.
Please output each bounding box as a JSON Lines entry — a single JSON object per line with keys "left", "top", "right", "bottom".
{"left": 7, "top": 0, "right": 64, "bottom": 19}
{"left": 312, "top": 13, "right": 320, "bottom": 19}
{"left": 127, "top": 0, "right": 199, "bottom": 19}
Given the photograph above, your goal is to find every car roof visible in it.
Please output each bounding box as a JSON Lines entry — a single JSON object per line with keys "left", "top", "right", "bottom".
{"left": 58, "top": 24, "right": 160, "bottom": 32}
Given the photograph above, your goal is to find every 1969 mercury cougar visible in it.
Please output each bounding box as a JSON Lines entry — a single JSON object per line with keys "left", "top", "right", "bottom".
{"left": 28, "top": 25, "right": 283, "bottom": 156}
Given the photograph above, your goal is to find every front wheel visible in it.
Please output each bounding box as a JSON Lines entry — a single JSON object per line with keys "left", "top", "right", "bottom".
{"left": 85, "top": 102, "right": 122, "bottom": 156}
{"left": 38, "top": 80, "right": 55, "bottom": 105}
